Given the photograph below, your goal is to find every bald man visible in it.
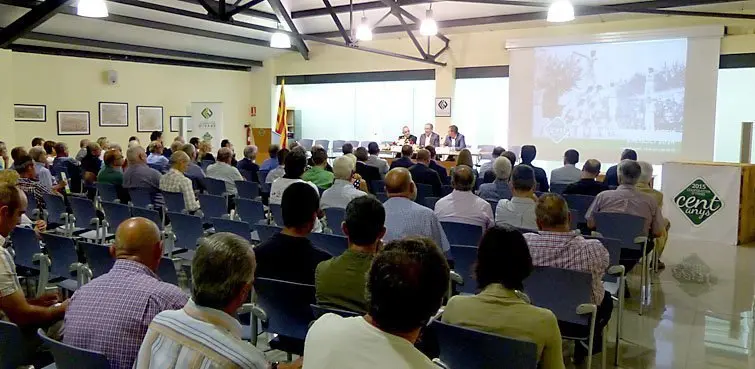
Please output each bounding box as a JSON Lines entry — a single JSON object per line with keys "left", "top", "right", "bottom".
{"left": 64, "top": 217, "right": 188, "bottom": 369}
{"left": 382, "top": 168, "right": 450, "bottom": 255}
{"left": 434, "top": 165, "right": 494, "bottom": 229}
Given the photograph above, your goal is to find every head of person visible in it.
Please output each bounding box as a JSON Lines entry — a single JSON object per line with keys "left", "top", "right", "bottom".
{"left": 267, "top": 144, "right": 280, "bottom": 159}
{"left": 282, "top": 182, "right": 320, "bottom": 234}
{"left": 288, "top": 141, "right": 300, "bottom": 150}
{"left": 31, "top": 137, "right": 44, "bottom": 147}
{"left": 402, "top": 126, "right": 411, "bottom": 137}
{"left": 97, "top": 137, "right": 109, "bottom": 150}
{"left": 221, "top": 139, "right": 232, "bottom": 150}
{"left": 456, "top": 148, "right": 474, "bottom": 168}
{"left": 342, "top": 143, "right": 354, "bottom": 155}
{"left": 448, "top": 125, "right": 459, "bottom": 138}
{"left": 104, "top": 149, "right": 124, "bottom": 169}
{"left": 400, "top": 145, "right": 413, "bottom": 158}
{"left": 491, "top": 146, "right": 505, "bottom": 159}
{"left": 170, "top": 151, "right": 191, "bottom": 173}
{"left": 85, "top": 143, "right": 101, "bottom": 158}
{"left": 43, "top": 140, "right": 56, "bottom": 157}
{"left": 111, "top": 217, "right": 163, "bottom": 272}
{"left": 150, "top": 131, "right": 162, "bottom": 143}
{"left": 564, "top": 149, "right": 579, "bottom": 166}
{"left": 343, "top": 196, "right": 386, "bottom": 250}
{"left": 637, "top": 161, "right": 654, "bottom": 186}
{"left": 127, "top": 145, "right": 148, "bottom": 165}
{"left": 14, "top": 155, "right": 35, "bottom": 179}
{"left": 475, "top": 226, "right": 532, "bottom": 291}
{"left": 415, "top": 149, "right": 430, "bottom": 165}
{"left": 451, "top": 165, "right": 475, "bottom": 192}
{"left": 147, "top": 141, "right": 163, "bottom": 155}
{"left": 424, "top": 123, "right": 433, "bottom": 136}
{"left": 50, "top": 142, "right": 67, "bottom": 159}
{"left": 243, "top": 145, "right": 258, "bottom": 162}
{"left": 367, "top": 237, "right": 450, "bottom": 338}
{"left": 180, "top": 143, "right": 197, "bottom": 161}
{"left": 189, "top": 137, "right": 200, "bottom": 148}
{"left": 165, "top": 139, "right": 180, "bottom": 155}
{"left": 535, "top": 193, "right": 571, "bottom": 232}
{"left": 493, "top": 157, "right": 512, "bottom": 182}
{"left": 276, "top": 148, "right": 289, "bottom": 166}
{"left": 191, "top": 233, "right": 256, "bottom": 315}
{"left": 79, "top": 139, "right": 89, "bottom": 149}
{"left": 385, "top": 167, "right": 416, "bottom": 200}
{"left": 110, "top": 143, "right": 122, "bottom": 153}
{"left": 332, "top": 156, "right": 355, "bottom": 181}
{"left": 620, "top": 149, "right": 638, "bottom": 161}
{"left": 367, "top": 142, "right": 380, "bottom": 156}
{"left": 502, "top": 151, "right": 517, "bottom": 167}
{"left": 520, "top": 145, "right": 537, "bottom": 164}
{"left": 581, "top": 159, "right": 602, "bottom": 179}
{"left": 0, "top": 169, "right": 20, "bottom": 187}
{"left": 0, "top": 184, "right": 26, "bottom": 237}
{"left": 510, "top": 164, "right": 536, "bottom": 195}
{"left": 618, "top": 159, "right": 642, "bottom": 186}
{"left": 311, "top": 147, "right": 328, "bottom": 167}
{"left": 10, "top": 147, "right": 27, "bottom": 163}
{"left": 198, "top": 141, "right": 212, "bottom": 156}
{"left": 216, "top": 147, "right": 234, "bottom": 164}
{"left": 128, "top": 136, "right": 139, "bottom": 143}
{"left": 283, "top": 148, "right": 307, "bottom": 178}
{"left": 174, "top": 136, "right": 185, "bottom": 144}
{"left": 29, "top": 147, "right": 46, "bottom": 164}
{"left": 425, "top": 145, "right": 437, "bottom": 160}
{"left": 352, "top": 147, "right": 368, "bottom": 162}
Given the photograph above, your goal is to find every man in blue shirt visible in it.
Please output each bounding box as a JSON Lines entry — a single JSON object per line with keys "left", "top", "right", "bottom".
{"left": 260, "top": 144, "right": 280, "bottom": 172}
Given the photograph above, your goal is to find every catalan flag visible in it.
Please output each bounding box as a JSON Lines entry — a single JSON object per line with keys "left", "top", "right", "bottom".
{"left": 275, "top": 80, "right": 288, "bottom": 148}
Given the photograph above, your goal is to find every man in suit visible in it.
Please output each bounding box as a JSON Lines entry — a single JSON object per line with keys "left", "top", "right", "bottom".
{"left": 354, "top": 147, "right": 382, "bottom": 187}
{"left": 443, "top": 125, "right": 467, "bottom": 149}
{"left": 397, "top": 126, "right": 417, "bottom": 145}
{"left": 409, "top": 149, "right": 442, "bottom": 197}
{"left": 563, "top": 159, "right": 609, "bottom": 196}
{"left": 604, "top": 149, "right": 637, "bottom": 188}
{"left": 418, "top": 123, "right": 441, "bottom": 147}
{"left": 389, "top": 145, "right": 414, "bottom": 169}
{"left": 520, "top": 145, "right": 549, "bottom": 192}
{"left": 425, "top": 145, "right": 449, "bottom": 185}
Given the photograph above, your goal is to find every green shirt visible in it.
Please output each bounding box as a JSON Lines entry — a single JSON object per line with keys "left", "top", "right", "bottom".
{"left": 315, "top": 249, "right": 374, "bottom": 313}
{"left": 97, "top": 166, "right": 124, "bottom": 186}
{"left": 302, "top": 166, "right": 334, "bottom": 189}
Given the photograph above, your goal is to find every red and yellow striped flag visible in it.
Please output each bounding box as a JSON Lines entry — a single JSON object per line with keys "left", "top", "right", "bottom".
{"left": 275, "top": 80, "right": 288, "bottom": 148}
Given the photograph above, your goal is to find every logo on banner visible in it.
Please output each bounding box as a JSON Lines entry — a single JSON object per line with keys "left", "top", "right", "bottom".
{"left": 545, "top": 117, "right": 569, "bottom": 143}
{"left": 201, "top": 107, "right": 214, "bottom": 119}
{"left": 673, "top": 178, "right": 723, "bottom": 226}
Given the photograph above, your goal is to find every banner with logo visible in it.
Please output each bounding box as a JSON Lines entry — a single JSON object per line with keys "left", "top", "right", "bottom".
{"left": 191, "top": 102, "right": 223, "bottom": 151}
{"left": 661, "top": 162, "right": 741, "bottom": 245}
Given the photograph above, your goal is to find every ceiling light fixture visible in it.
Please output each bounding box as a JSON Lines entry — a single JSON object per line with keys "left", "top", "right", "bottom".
{"left": 419, "top": 8, "right": 437, "bottom": 36}
{"left": 270, "top": 24, "right": 291, "bottom": 49}
{"left": 355, "top": 16, "right": 373, "bottom": 41}
{"left": 547, "top": 0, "right": 575, "bottom": 22}
{"left": 77, "top": 0, "right": 108, "bottom": 18}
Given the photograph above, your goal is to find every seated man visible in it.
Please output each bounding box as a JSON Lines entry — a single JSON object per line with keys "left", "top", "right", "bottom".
{"left": 260, "top": 144, "right": 280, "bottom": 171}
{"left": 237, "top": 145, "right": 260, "bottom": 183}
{"left": 341, "top": 143, "right": 354, "bottom": 155}
{"left": 389, "top": 145, "right": 414, "bottom": 169}
{"left": 426, "top": 145, "right": 449, "bottom": 185}
{"left": 382, "top": 168, "right": 450, "bottom": 255}
{"left": 75, "top": 139, "right": 89, "bottom": 162}
{"left": 495, "top": 165, "right": 538, "bottom": 230}
{"left": 302, "top": 147, "right": 334, "bottom": 189}
{"left": 135, "top": 233, "right": 300, "bottom": 369}
{"left": 479, "top": 146, "right": 505, "bottom": 180}
{"left": 365, "top": 142, "right": 389, "bottom": 177}
{"left": 269, "top": 148, "right": 319, "bottom": 206}
{"left": 180, "top": 144, "right": 205, "bottom": 193}
{"left": 550, "top": 149, "right": 581, "bottom": 186}
{"left": 478, "top": 157, "right": 513, "bottom": 202}
{"left": 123, "top": 146, "right": 163, "bottom": 206}
{"left": 434, "top": 165, "right": 493, "bottom": 229}
{"left": 525, "top": 194, "right": 610, "bottom": 363}
{"left": 159, "top": 152, "right": 201, "bottom": 213}
{"left": 29, "top": 147, "right": 54, "bottom": 191}
{"left": 408, "top": 149, "right": 442, "bottom": 197}
{"left": 316, "top": 196, "right": 385, "bottom": 313}
{"left": 15, "top": 155, "right": 65, "bottom": 208}
{"left": 98, "top": 149, "right": 125, "bottom": 186}
{"left": 65, "top": 217, "right": 188, "bottom": 369}
{"left": 398, "top": 125, "right": 417, "bottom": 145}
{"left": 81, "top": 142, "right": 104, "bottom": 183}
{"left": 255, "top": 182, "right": 331, "bottom": 284}
{"left": 266, "top": 148, "right": 288, "bottom": 185}
{"left": 636, "top": 161, "right": 670, "bottom": 269}
{"left": 51, "top": 142, "right": 82, "bottom": 193}
{"left": 443, "top": 226, "right": 564, "bottom": 369}
{"left": 520, "top": 145, "right": 549, "bottom": 192}
{"left": 604, "top": 149, "right": 637, "bottom": 188}
{"left": 321, "top": 156, "right": 368, "bottom": 209}
{"left": 304, "top": 237, "right": 449, "bottom": 369}
{"left": 146, "top": 141, "right": 168, "bottom": 173}
{"left": 354, "top": 147, "right": 382, "bottom": 187}
{"left": 562, "top": 159, "right": 608, "bottom": 197}
{"left": 206, "top": 147, "right": 244, "bottom": 195}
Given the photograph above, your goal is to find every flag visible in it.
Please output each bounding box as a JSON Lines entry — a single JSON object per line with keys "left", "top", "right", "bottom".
{"left": 275, "top": 80, "right": 288, "bottom": 149}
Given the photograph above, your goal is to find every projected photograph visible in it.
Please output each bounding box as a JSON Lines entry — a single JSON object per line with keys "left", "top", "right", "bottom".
{"left": 532, "top": 39, "right": 687, "bottom": 148}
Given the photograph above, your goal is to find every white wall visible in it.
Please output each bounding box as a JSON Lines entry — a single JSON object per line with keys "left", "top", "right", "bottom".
{"left": 715, "top": 68, "right": 755, "bottom": 163}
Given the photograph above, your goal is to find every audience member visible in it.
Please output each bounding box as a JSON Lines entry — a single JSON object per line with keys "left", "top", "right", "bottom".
{"left": 451, "top": 149, "right": 478, "bottom": 180}
{"left": 51, "top": 142, "right": 81, "bottom": 192}
{"left": 304, "top": 237, "right": 449, "bottom": 369}
{"left": 636, "top": 161, "right": 670, "bottom": 269}
{"left": 604, "top": 149, "right": 637, "bottom": 187}
{"left": 42, "top": 140, "right": 55, "bottom": 166}
{"left": 0, "top": 171, "right": 46, "bottom": 236}
{"left": 97, "top": 149, "right": 125, "bottom": 186}
{"left": 110, "top": 143, "right": 123, "bottom": 154}
{"left": 495, "top": 165, "right": 538, "bottom": 230}
{"left": 354, "top": 147, "right": 381, "bottom": 187}
{"left": 15, "top": 155, "right": 64, "bottom": 207}
{"left": 425, "top": 145, "right": 449, "bottom": 185}
{"left": 435, "top": 164, "right": 493, "bottom": 228}
{"left": 206, "top": 147, "right": 244, "bottom": 195}
{"left": 269, "top": 148, "right": 319, "bottom": 205}
{"left": 75, "top": 139, "right": 89, "bottom": 162}
{"left": 321, "top": 156, "right": 368, "bottom": 209}
{"left": 479, "top": 146, "right": 505, "bottom": 178}
{"left": 316, "top": 196, "right": 385, "bottom": 313}
{"left": 382, "top": 168, "right": 450, "bottom": 255}
{"left": 220, "top": 139, "right": 238, "bottom": 166}
{"left": 179, "top": 143, "right": 205, "bottom": 181}
{"left": 502, "top": 150, "right": 517, "bottom": 167}
{"left": 146, "top": 141, "right": 168, "bottom": 173}
{"left": 31, "top": 137, "right": 44, "bottom": 147}
{"left": 150, "top": 131, "right": 171, "bottom": 158}
{"left": 525, "top": 194, "right": 611, "bottom": 362}
{"left": 303, "top": 147, "right": 335, "bottom": 189}
{"left": 408, "top": 149, "right": 442, "bottom": 197}
{"left": 443, "top": 226, "right": 564, "bottom": 369}
{"left": 135, "top": 233, "right": 300, "bottom": 369}
{"left": 169, "top": 140, "right": 183, "bottom": 160}
{"left": 390, "top": 145, "right": 414, "bottom": 169}
{"left": 129, "top": 136, "right": 140, "bottom": 147}
{"left": 266, "top": 148, "right": 288, "bottom": 185}
{"left": 342, "top": 143, "right": 354, "bottom": 155}
{"left": 237, "top": 145, "right": 260, "bottom": 182}
{"left": 96, "top": 137, "right": 110, "bottom": 160}
{"left": 478, "top": 157, "right": 513, "bottom": 202}
{"left": 198, "top": 141, "right": 215, "bottom": 162}
{"left": 81, "top": 142, "right": 103, "bottom": 183}
{"left": 0, "top": 141, "right": 8, "bottom": 170}
{"left": 551, "top": 149, "right": 581, "bottom": 185}
{"left": 307, "top": 145, "right": 334, "bottom": 173}
{"left": 11, "top": 146, "right": 27, "bottom": 163}
{"left": 65, "top": 217, "right": 187, "bottom": 369}
{"left": 188, "top": 137, "right": 199, "bottom": 149}
{"left": 260, "top": 144, "right": 280, "bottom": 171}
{"left": 563, "top": 159, "right": 608, "bottom": 196}
{"left": 160, "top": 152, "right": 201, "bottom": 212}
{"left": 29, "top": 147, "right": 54, "bottom": 191}
{"left": 256, "top": 183, "right": 331, "bottom": 284}
{"left": 520, "top": 145, "right": 549, "bottom": 192}
{"left": 123, "top": 146, "right": 163, "bottom": 205}
{"left": 174, "top": 136, "right": 185, "bottom": 144}
{"left": 365, "top": 142, "right": 389, "bottom": 176}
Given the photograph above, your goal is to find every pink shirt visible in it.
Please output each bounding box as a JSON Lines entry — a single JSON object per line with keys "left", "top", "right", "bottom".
{"left": 585, "top": 184, "right": 664, "bottom": 236}
{"left": 434, "top": 190, "right": 494, "bottom": 229}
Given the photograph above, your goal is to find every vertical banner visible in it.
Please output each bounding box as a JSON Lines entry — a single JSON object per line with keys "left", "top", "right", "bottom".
{"left": 662, "top": 162, "right": 741, "bottom": 245}
{"left": 191, "top": 102, "right": 224, "bottom": 150}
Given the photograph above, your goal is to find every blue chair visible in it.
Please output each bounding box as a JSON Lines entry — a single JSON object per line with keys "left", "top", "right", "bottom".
{"left": 487, "top": 199, "right": 498, "bottom": 214}
{"left": 37, "top": 328, "right": 110, "bottom": 368}
{"left": 198, "top": 193, "right": 228, "bottom": 224}
{"left": 254, "top": 224, "right": 281, "bottom": 243}
{"left": 269, "top": 204, "right": 284, "bottom": 226}
{"left": 167, "top": 212, "right": 204, "bottom": 252}
{"left": 441, "top": 185, "right": 453, "bottom": 196}
{"left": 10, "top": 226, "right": 43, "bottom": 271}
{"left": 201, "top": 160, "right": 214, "bottom": 171}
{"left": 550, "top": 183, "right": 569, "bottom": 194}
{"left": 157, "top": 257, "right": 179, "bottom": 285}
{"left": 516, "top": 227, "right": 538, "bottom": 234}
{"left": 128, "top": 188, "right": 154, "bottom": 209}
{"left": 239, "top": 169, "right": 255, "bottom": 182}
{"left": 308, "top": 232, "right": 348, "bottom": 257}
{"left": 346, "top": 140, "right": 359, "bottom": 149}
{"left": 40, "top": 233, "right": 82, "bottom": 291}
{"left": 101, "top": 201, "right": 131, "bottom": 234}
{"left": 203, "top": 177, "right": 227, "bottom": 196}
{"left": 69, "top": 196, "right": 105, "bottom": 242}
{"left": 431, "top": 320, "right": 539, "bottom": 369}
{"left": 298, "top": 139, "right": 314, "bottom": 151}
{"left": 369, "top": 180, "right": 385, "bottom": 194}
{"left": 42, "top": 193, "right": 69, "bottom": 226}
{"left": 26, "top": 191, "right": 40, "bottom": 221}
{"left": 96, "top": 183, "right": 120, "bottom": 203}
{"left": 449, "top": 244, "right": 478, "bottom": 295}
{"left": 235, "top": 198, "right": 266, "bottom": 229}
{"left": 310, "top": 304, "right": 360, "bottom": 319}
{"left": 162, "top": 191, "right": 187, "bottom": 214}
{"left": 332, "top": 140, "right": 346, "bottom": 151}
{"left": 415, "top": 183, "right": 432, "bottom": 204}
{"left": 563, "top": 194, "right": 595, "bottom": 225}
{"left": 148, "top": 163, "right": 166, "bottom": 173}
{"left": 375, "top": 192, "right": 388, "bottom": 203}
{"left": 314, "top": 140, "right": 330, "bottom": 152}
{"left": 323, "top": 208, "right": 345, "bottom": 235}
{"left": 130, "top": 207, "right": 164, "bottom": 232}
{"left": 212, "top": 218, "right": 252, "bottom": 243}
{"left": 424, "top": 196, "right": 439, "bottom": 210}
{"left": 0, "top": 320, "right": 25, "bottom": 369}
{"left": 441, "top": 222, "right": 483, "bottom": 246}
{"left": 251, "top": 278, "right": 315, "bottom": 355}
{"left": 257, "top": 170, "right": 270, "bottom": 189}
{"left": 235, "top": 181, "right": 259, "bottom": 199}
{"left": 80, "top": 241, "right": 114, "bottom": 279}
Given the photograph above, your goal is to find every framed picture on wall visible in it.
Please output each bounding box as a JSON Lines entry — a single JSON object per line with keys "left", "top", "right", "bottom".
{"left": 57, "top": 111, "right": 90, "bottom": 135}
{"left": 435, "top": 97, "right": 451, "bottom": 117}
{"left": 14, "top": 104, "right": 46, "bottom": 122}
{"left": 99, "top": 102, "right": 128, "bottom": 127}
{"left": 170, "top": 116, "right": 191, "bottom": 132}
{"left": 136, "top": 106, "right": 164, "bottom": 132}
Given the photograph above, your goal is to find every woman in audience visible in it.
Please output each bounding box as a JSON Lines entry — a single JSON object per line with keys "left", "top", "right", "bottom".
{"left": 451, "top": 148, "right": 478, "bottom": 180}
{"left": 197, "top": 141, "right": 215, "bottom": 162}
{"left": 442, "top": 226, "right": 565, "bottom": 369}
{"left": 43, "top": 140, "right": 56, "bottom": 166}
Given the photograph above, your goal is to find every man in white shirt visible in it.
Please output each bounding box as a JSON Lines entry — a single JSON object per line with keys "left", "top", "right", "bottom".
{"left": 265, "top": 148, "right": 288, "bottom": 185}
{"left": 496, "top": 164, "right": 538, "bottom": 230}
{"left": 550, "top": 149, "right": 582, "bottom": 186}
{"left": 29, "top": 146, "right": 55, "bottom": 191}
{"left": 269, "top": 148, "right": 319, "bottom": 205}
{"left": 434, "top": 165, "right": 493, "bottom": 228}
{"left": 159, "top": 151, "right": 200, "bottom": 213}
{"left": 206, "top": 147, "right": 244, "bottom": 195}
{"left": 321, "top": 156, "right": 367, "bottom": 209}
{"left": 303, "top": 237, "right": 449, "bottom": 369}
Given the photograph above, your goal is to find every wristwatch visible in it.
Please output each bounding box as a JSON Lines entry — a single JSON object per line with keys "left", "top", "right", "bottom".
{"left": 271, "top": 362, "right": 279, "bottom": 369}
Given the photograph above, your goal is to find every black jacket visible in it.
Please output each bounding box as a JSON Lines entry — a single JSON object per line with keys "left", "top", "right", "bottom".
{"left": 409, "top": 163, "right": 443, "bottom": 197}
{"left": 390, "top": 157, "right": 414, "bottom": 169}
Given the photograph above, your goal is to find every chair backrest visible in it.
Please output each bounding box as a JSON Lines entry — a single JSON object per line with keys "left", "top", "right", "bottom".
{"left": 257, "top": 170, "right": 270, "bottom": 192}
{"left": 43, "top": 193, "right": 68, "bottom": 224}
{"left": 198, "top": 193, "right": 228, "bottom": 223}
{"left": 487, "top": 200, "right": 498, "bottom": 215}
{"left": 69, "top": 196, "right": 99, "bottom": 229}
{"left": 96, "top": 182, "right": 119, "bottom": 202}
{"left": 584, "top": 235, "right": 622, "bottom": 283}
{"left": 0, "top": 321, "right": 25, "bottom": 369}
{"left": 368, "top": 180, "right": 385, "bottom": 194}
{"left": 9, "top": 226, "right": 41, "bottom": 270}
{"left": 127, "top": 188, "right": 154, "bottom": 209}
{"left": 212, "top": 218, "right": 252, "bottom": 243}
{"left": 235, "top": 198, "right": 266, "bottom": 228}
{"left": 323, "top": 208, "right": 345, "bottom": 235}
{"left": 238, "top": 169, "right": 255, "bottom": 182}
{"left": 161, "top": 191, "right": 186, "bottom": 213}
{"left": 203, "top": 177, "right": 227, "bottom": 196}
{"left": 80, "top": 242, "right": 114, "bottom": 278}
{"left": 298, "top": 139, "right": 314, "bottom": 151}
{"left": 523, "top": 266, "right": 593, "bottom": 326}
{"left": 40, "top": 233, "right": 79, "bottom": 280}
{"left": 200, "top": 160, "right": 214, "bottom": 171}
{"left": 563, "top": 194, "right": 595, "bottom": 225}
{"left": 26, "top": 190, "right": 38, "bottom": 217}
{"left": 167, "top": 212, "right": 204, "bottom": 250}
{"left": 432, "top": 320, "right": 539, "bottom": 369}
{"left": 254, "top": 224, "right": 282, "bottom": 243}
{"left": 310, "top": 304, "right": 360, "bottom": 319}
{"left": 130, "top": 206, "right": 163, "bottom": 230}
{"left": 415, "top": 183, "right": 432, "bottom": 204}
{"left": 314, "top": 140, "right": 330, "bottom": 152}
{"left": 147, "top": 163, "right": 165, "bottom": 173}
{"left": 358, "top": 141, "right": 371, "bottom": 149}
{"left": 254, "top": 278, "right": 315, "bottom": 340}
{"left": 269, "top": 203, "right": 284, "bottom": 226}
{"left": 308, "top": 232, "right": 348, "bottom": 257}
{"left": 593, "top": 212, "right": 646, "bottom": 251}
{"left": 235, "top": 180, "right": 259, "bottom": 199}
{"left": 37, "top": 328, "right": 111, "bottom": 368}
{"left": 423, "top": 196, "right": 439, "bottom": 210}
{"left": 449, "top": 244, "right": 478, "bottom": 294}
{"left": 157, "top": 257, "right": 179, "bottom": 285}
{"left": 550, "top": 183, "right": 569, "bottom": 194}
{"left": 332, "top": 140, "right": 346, "bottom": 151}
{"left": 441, "top": 222, "right": 483, "bottom": 246}
{"left": 375, "top": 192, "right": 388, "bottom": 203}
{"left": 346, "top": 140, "right": 359, "bottom": 148}
{"left": 441, "top": 185, "right": 453, "bottom": 196}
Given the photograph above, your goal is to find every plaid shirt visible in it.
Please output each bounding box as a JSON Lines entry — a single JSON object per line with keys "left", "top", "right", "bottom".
{"left": 524, "top": 231, "right": 609, "bottom": 304}
{"left": 63, "top": 260, "right": 188, "bottom": 369}
{"left": 17, "top": 177, "right": 60, "bottom": 208}
{"left": 159, "top": 169, "right": 200, "bottom": 212}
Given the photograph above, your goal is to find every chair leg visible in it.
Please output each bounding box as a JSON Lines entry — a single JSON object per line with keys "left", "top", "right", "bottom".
{"left": 615, "top": 273, "right": 625, "bottom": 367}
{"left": 602, "top": 326, "right": 607, "bottom": 369}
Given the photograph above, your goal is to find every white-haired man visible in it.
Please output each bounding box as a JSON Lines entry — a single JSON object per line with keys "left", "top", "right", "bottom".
{"left": 321, "top": 156, "right": 368, "bottom": 209}
{"left": 237, "top": 145, "right": 260, "bottom": 183}
{"left": 478, "top": 156, "right": 513, "bottom": 202}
